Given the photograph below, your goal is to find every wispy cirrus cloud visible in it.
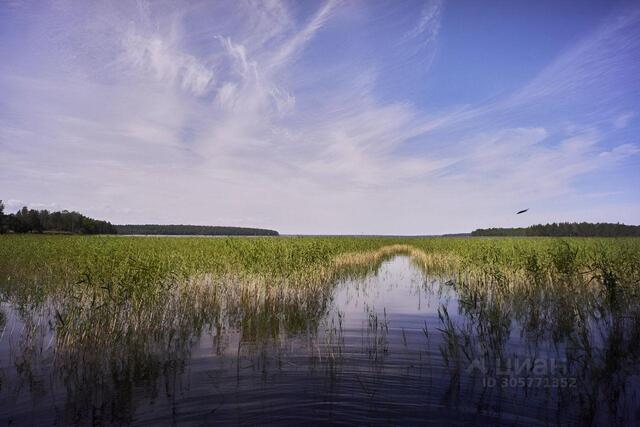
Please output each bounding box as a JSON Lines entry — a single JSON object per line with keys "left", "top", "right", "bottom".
{"left": 123, "top": 28, "right": 216, "bottom": 97}
{"left": 0, "top": 0, "right": 638, "bottom": 233}
{"left": 268, "top": 0, "right": 339, "bottom": 69}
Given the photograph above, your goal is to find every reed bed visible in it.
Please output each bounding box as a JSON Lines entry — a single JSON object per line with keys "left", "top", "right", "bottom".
{"left": 1, "top": 234, "right": 639, "bottom": 424}
{"left": 1, "top": 235, "right": 638, "bottom": 351}
{"left": 1, "top": 234, "right": 636, "bottom": 381}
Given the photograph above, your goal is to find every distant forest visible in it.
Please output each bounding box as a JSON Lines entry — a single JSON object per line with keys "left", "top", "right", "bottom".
{"left": 0, "top": 201, "right": 279, "bottom": 236}
{"left": 0, "top": 201, "right": 117, "bottom": 234}
{"left": 116, "top": 224, "right": 279, "bottom": 236}
{"left": 472, "top": 222, "right": 640, "bottom": 237}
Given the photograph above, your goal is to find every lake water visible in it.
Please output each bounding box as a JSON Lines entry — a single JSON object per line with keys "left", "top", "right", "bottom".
{"left": 0, "top": 256, "right": 638, "bottom": 425}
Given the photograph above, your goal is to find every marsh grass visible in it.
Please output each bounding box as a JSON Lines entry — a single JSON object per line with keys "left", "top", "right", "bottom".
{"left": 1, "top": 235, "right": 640, "bottom": 423}
{"left": 1, "top": 236, "right": 638, "bottom": 357}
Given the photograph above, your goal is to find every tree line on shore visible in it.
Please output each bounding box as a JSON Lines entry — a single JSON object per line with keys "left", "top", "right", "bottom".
{"left": 0, "top": 201, "right": 279, "bottom": 236}
{"left": 472, "top": 222, "right": 640, "bottom": 237}
{"left": 115, "top": 224, "right": 279, "bottom": 236}
{"left": 0, "top": 201, "right": 117, "bottom": 234}
{"left": 3, "top": 200, "right": 637, "bottom": 237}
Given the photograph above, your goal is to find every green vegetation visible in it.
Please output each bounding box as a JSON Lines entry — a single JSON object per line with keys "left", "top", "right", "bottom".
{"left": 2, "top": 235, "right": 638, "bottom": 303}
{"left": 0, "top": 202, "right": 117, "bottom": 234}
{"left": 115, "top": 224, "right": 279, "bottom": 236}
{"left": 0, "top": 201, "right": 278, "bottom": 236}
{"left": 0, "top": 235, "right": 400, "bottom": 349}
{"left": 472, "top": 221, "right": 640, "bottom": 237}
{"left": 1, "top": 235, "right": 639, "bottom": 423}
{"left": 1, "top": 235, "right": 638, "bottom": 344}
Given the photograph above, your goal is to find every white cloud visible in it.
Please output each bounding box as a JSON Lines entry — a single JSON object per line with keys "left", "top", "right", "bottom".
{"left": 613, "top": 111, "right": 635, "bottom": 129}
{"left": 0, "top": 0, "right": 638, "bottom": 234}
{"left": 268, "top": 0, "right": 339, "bottom": 69}
{"left": 407, "top": 0, "right": 442, "bottom": 42}
{"left": 123, "top": 24, "right": 215, "bottom": 96}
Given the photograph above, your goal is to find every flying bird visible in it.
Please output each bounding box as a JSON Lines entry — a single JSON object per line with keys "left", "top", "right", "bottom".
{"left": 516, "top": 209, "right": 529, "bottom": 215}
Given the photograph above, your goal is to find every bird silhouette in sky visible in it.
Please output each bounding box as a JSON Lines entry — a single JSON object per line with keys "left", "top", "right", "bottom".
{"left": 516, "top": 209, "right": 529, "bottom": 215}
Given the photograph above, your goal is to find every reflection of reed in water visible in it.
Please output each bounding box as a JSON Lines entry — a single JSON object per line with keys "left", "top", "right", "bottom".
{"left": 0, "top": 245, "right": 402, "bottom": 424}
{"left": 1, "top": 238, "right": 639, "bottom": 424}
{"left": 426, "top": 248, "right": 640, "bottom": 426}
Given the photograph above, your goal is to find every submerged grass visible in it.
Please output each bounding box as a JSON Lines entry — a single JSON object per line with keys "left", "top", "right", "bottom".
{"left": 1, "top": 236, "right": 639, "bottom": 332}
{"left": 1, "top": 234, "right": 638, "bottom": 369}
{"left": 0, "top": 236, "right": 408, "bottom": 351}
{"left": 1, "top": 234, "right": 639, "bottom": 424}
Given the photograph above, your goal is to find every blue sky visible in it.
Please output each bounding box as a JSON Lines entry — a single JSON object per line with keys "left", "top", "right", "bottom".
{"left": 1, "top": 0, "right": 639, "bottom": 234}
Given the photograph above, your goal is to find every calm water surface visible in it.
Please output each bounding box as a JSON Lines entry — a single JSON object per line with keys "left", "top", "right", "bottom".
{"left": 1, "top": 256, "right": 638, "bottom": 425}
